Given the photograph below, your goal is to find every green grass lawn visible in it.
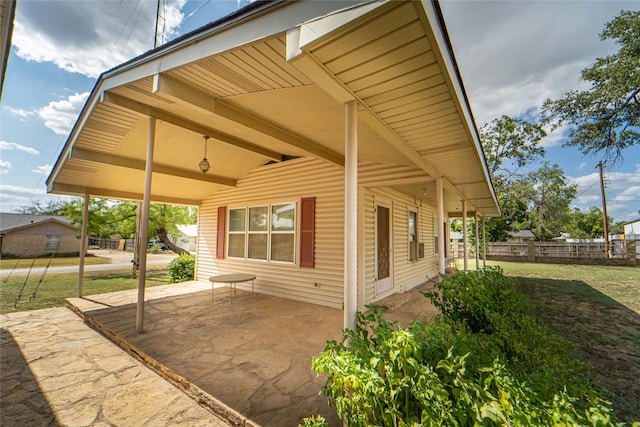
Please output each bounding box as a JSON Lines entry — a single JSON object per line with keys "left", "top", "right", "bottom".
{"left": 484, "top": 260, "right": 640, "bottom": 313}
{"left": 484, "top": 260, "right": 640, "bottom": 423}
{"left": 0, "top": 255, "right": 110, "bottom": 270}
{"left": 1, "top": 270, "right": 169, "bottom": 314}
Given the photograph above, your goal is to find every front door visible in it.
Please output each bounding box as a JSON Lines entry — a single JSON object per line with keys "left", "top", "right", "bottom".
{"left": 375, "top": 203, "right": 393, "bottom": 294}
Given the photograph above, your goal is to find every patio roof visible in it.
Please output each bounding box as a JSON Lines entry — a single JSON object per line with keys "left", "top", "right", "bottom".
{"left": 46, "top": 0, "right": 499, "bottom": 217}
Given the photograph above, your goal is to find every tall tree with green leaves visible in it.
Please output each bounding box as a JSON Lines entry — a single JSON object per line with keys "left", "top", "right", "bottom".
{"left": 542, "top": 10, "right": 640, "bottom": 164}
{"left": 565, "top": 206, "right": 612, "bottom": 239}
{"left": 520, "top": 163, "right": 578, "bottom": 240}
{"left": 480, "top": 115, "right": 547, "bottom": 187}
{"left": 478, "top": 115, "right": 547, "bottom": 241}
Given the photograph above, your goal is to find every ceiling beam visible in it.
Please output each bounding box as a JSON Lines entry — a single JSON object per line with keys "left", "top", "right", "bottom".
{"left": 100, "top": 91, "right": 282, "bottom": 162}
{"left": 70, "top": 147, "right": 237, "bottom": 187}
{"left": 48, "top": 183, "right": 201, "bottom": 206}
{"left": 150, "top": 74, "right": 345, "bottom": 167}
{"left": 213, "top": 100, "right": 345, "bottom": 167}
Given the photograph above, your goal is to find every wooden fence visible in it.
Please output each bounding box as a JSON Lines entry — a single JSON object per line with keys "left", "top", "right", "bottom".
{"left": 88, "top": 237, "right": 135, "bottom": 251}
{"left": 485, "top": 239, "right": 638, "bottom": 266}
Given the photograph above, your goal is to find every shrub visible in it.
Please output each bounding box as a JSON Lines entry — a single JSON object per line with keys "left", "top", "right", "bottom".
{"left": 167, "top": 253, "right": 195, "bottom": 283}
{"left": 425, "top": 267, "right": 588, "bottom": 394}
{"left": 306, "top": 268, "right": 624, "bottom": 426}
{"left": 311, "top": 308, "right": 619, "bottom": 427}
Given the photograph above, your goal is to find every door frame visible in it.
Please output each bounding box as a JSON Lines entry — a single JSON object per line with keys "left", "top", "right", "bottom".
{"left": 374, "top": 200, "right": 393, "bottom": 296}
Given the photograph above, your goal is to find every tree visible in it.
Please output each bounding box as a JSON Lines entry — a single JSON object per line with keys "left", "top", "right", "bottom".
{"left": 54, "top": 198, "right": 197, "bottom": 254}
{"left": 542, "top": 10, "right": 640, "bottom": 164}
{"left": 565, "top": 206, "right": 612, "bottom": 239}
{"left": 520, "top": 163, "right": 578, "bottom": 240}
{"left": 17, "top": 200, "right": 66, "bottom": 215}
{"left": 57, "top": 198, "right": 115, "bottom": 238}
{"left": 480, "top": 115, "right": 547, "bottom": 186}
{"left": 478, "top": 115, "right": 546, "bottom": 241}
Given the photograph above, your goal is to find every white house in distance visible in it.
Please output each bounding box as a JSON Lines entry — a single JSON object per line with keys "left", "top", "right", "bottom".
{"left": 174, "top": 224, "right": 197, "bottom": 253}
{"left": 46, "top": 0, "right": 499, "bottom": 332}
{"left": 624, "top": 218, "right": 640, "bottom": 239}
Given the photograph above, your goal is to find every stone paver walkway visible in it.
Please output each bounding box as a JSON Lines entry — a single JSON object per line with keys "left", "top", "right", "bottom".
{"left": 0, "top": 307, "right": 229, "bottom": 426}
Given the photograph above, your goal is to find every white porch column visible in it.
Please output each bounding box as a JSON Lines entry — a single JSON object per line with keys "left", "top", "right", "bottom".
{"left": 344, "top": 100, "right": 358, "bottom": 333}
{"left": 475, "top": 213, "right": 480, "bottom": 271}
{"left": 462, "top": 200, "right": 468, "bottom": 272}
{"left": 436, "top": 177, "right": 445, "bottom": 274}
{"left": 482, "top": 216, "right": 487, "bottom": 269}
{"left": 136, "top": 116, "right": 156, "bottom": 334}
{"left": 78, "top": 192, "right": 90, "bottom": 297}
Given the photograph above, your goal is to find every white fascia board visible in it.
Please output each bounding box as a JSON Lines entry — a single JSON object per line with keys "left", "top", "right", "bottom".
{"left": 295, "top": 1, "right": 387, "bottom": 53}
{"left": 46, "top": 84, "right": 104, "bottom": 191}
{"left": 419, "top": 0, "right": 500, "bottom": 216}
{"left": 102, "top": 0, "right": 366, "bottom": 92}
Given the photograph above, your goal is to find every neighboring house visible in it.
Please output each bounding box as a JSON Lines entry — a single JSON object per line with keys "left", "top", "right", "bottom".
{"left": 173, "top": 224, "right": 198, "bottom": 253}
{"left": 624, "top": 218, "right": 640, "bottom": 239}
{"left": 45, "top": 1, "right": 500, "bottom": 325}
{"left": 507, "top": 230, "right": 536, "bottom": 243}
{"left": 0, "top": 213, "right": 79, "bottom": 257}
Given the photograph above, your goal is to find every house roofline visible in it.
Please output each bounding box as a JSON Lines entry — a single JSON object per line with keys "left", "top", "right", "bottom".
{"left": 1, "top": 217, "right": 76, "bottom": 234}
{"left": 429, "top": 0, "right": 499, "bottom": 216}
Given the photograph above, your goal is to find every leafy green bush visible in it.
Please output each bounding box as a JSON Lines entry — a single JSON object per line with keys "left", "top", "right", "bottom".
{"left": 311, "top": 308, "right": 619, "bottom": 426}
{"left": 425, "top": 267, "right": 588, "bottom": 394}
{"left": 167, "top": 253, "right": 195, "bottom": 283}
{"left": 306, "top": 268, "right": 625, "bottom": 426}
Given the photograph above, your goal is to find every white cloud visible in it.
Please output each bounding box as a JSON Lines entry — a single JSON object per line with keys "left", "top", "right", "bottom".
{"left": 32, "top": 164, "right": 53, "bottom": 176}
{"left": 578, "top": 162, "right": 588, "bottom": 171}
{"left": 0, "top": 140, "right": 40, "bottom": 155}
{"left": 441, "top": 1, "right": 631, "bottom": 125}
{"left": 13, "top": 0, "right": 186, "bottom": 78}
{"left": 0, "top": 184, "right": 46, "bottom": 196}
{"left": 0, "top": 160, "right": 12, "bottom": 173}
{"left": 38, "top": 92, "right": 90, "bottom": 136}
{"left": 5, "top": 106, "right": 36, "bottom": 119}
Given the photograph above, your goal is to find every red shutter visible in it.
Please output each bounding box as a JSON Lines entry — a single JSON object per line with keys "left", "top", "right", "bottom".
{"left": 300, "top": 197, "right": 315, "bottom": 268}
{"left": 216, "top": 206, "right": 226, "bottom": 259}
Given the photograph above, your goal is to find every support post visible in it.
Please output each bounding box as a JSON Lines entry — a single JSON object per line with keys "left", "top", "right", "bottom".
{"left": 462, "top": 200, "right": 468, "bottom": 272}
{"left": 344, "top": 100, "right": 358, "bottom": 334}
{"left": 482, "top": 216, "right": 487, "bottom": 269}
{"left": 78, "top": 192, "right": 90, "bottom": 297}
{"left": 136, "top": 117, "right": 156, "bottom": 334}
{"left": 475, "top": 213, "right": 479, "bottom": 271}
{"left": 436, "top": 177, "right": 445, "bottom": 274}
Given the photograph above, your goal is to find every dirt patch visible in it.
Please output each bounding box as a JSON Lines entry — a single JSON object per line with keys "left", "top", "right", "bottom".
{"left": 515, "top": 277, "right": 640, "bottom": 423}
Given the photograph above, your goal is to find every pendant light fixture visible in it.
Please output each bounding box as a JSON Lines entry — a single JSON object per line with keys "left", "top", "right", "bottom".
{"left": 199, "top": 135, "right": 210, "bottom": 173}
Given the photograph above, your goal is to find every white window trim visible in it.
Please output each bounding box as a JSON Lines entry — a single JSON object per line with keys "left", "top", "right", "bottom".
{"left": 408, "top": 208, "right": 419, "bottom": 262}
{"left": 226, "top": 201, "right": 298, "bottom": 264}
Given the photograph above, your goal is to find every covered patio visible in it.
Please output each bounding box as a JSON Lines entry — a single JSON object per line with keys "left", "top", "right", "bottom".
{"left": 67, "top": 280, "right": 439, "bottom": 426}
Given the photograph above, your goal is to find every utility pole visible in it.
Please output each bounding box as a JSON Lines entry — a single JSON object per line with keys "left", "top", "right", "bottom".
{"left": 597, "top": 161, "right": 610, "bottom": 258}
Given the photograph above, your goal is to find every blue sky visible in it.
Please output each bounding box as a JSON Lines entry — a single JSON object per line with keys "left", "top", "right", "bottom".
{"left": 1, "top": 0, "right": 639, "bottom": 223}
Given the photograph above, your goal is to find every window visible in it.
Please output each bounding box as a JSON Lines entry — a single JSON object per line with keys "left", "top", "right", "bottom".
{"left": 227, "top": 202, "right": 296, "bottom": 263}
{"left": 45, "top": 235, "right": 61, "bottom": 250}
{"left": 433, "top": 216, "right": 439, "bottom": 254}
{"left": 408, "top": 210, "right": 418, "bottom": 261}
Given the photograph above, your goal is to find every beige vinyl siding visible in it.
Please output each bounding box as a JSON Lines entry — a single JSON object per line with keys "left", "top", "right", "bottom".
{"left": 197, "top": 157, "right": 345, "bottom": 308}
{"left": 363, "top": 187, "right": 438, "bottom": 305}
{"left": 197, "top": 157, "right": 440, "bottom": 309}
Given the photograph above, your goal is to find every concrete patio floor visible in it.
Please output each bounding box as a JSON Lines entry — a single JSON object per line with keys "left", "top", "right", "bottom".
{"left": 66, "top": 280, "right": 439, "bottom": 426}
